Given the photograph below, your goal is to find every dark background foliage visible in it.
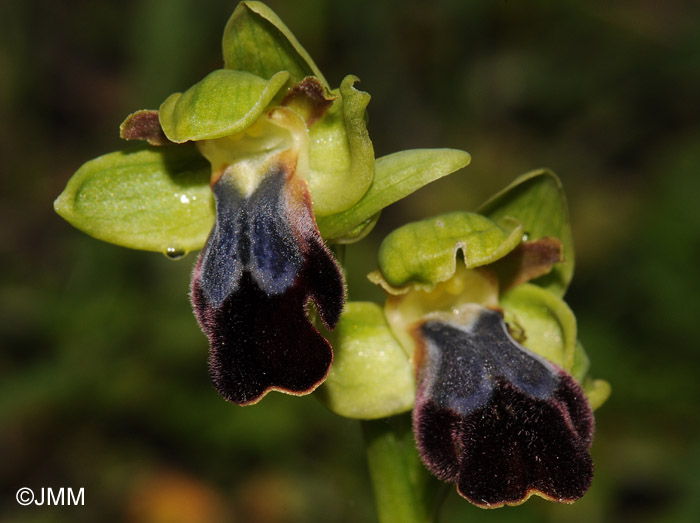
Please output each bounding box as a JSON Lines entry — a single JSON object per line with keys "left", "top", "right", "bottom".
{"left": 2, "top": 1, "right": 699, "bottom": 521}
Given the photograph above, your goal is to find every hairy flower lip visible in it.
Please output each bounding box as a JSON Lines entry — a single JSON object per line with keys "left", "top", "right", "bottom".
{"left": 412, "top": 306, "right": 594, "bottom": 507}
{"left": 191, "top": 148, "right": 344, "bottom": 405}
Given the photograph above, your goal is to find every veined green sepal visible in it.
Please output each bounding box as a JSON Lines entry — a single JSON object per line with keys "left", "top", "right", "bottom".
{"left": 479, "top": 169, "right": 574, "bottom": 297}
{"left": 222, "top": 1, "right": 328, "bottom": 87}
{"left": 158, "top": 69, "right": 289, "bottom": 143}
{"left": 54, "top": 145, "right": 213, "bottom": 254}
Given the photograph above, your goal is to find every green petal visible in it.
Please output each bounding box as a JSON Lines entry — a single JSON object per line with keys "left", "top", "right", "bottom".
{"left": 54, "top": 145, "right": 213, "bottom": 254}
{"left": 159, "top": 69, "right": 289, "bottom": 143}
{"left": 500, "top": 283, "right": 577, "bottom": 370}
{"left": 318, "top": 148, "right": 471, "bottom": 241}
{"left": 317, "top": 302, "right": 415, "bottom": 419}
{"left": 373, "top": 212, "right": 522, "bottom": 292}
{"left": 222, "top": 1, "right": 327, "bottom": 87}
{"left": 307, "top": 75, "right": 374, "bottom": 217}
{"left": 478, "top": 169, "right": 574, "bottom": 296}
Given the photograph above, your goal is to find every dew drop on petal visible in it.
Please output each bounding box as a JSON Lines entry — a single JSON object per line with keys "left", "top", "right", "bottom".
{"left": 164, "top": 247, "right": 188, "bottom": 260}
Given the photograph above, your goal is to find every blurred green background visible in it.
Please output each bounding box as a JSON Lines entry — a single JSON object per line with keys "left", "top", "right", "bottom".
{"left": 2, "top": 0, "right": 699, "bottom": 521}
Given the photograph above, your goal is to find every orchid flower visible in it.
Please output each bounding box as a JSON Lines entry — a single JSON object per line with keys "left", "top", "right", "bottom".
{"left": 319, "top": 170, "right": 610, "bottom": 507}
{"left": 54, "top": 2, "right": 469, "bottom": 406}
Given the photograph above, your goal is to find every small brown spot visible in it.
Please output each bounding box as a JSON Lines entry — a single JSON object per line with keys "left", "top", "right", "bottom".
{"left": 281, "top": 77, "right": 336, "bottom": 126}
{"left": 119, "top": 109, "right": 172, "bottom": 145}
{"left": 493, "top": 237, "right": 563, "bottom": 292}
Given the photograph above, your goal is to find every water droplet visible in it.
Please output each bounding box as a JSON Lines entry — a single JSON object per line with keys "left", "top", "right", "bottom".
{"left": 180, "top": 194, "right": 190, "bottom": 204}
{"left": 522, "top": 231, "right": 530, "bottom": 242}
{"left": 164, "top": 247, "right": 187, "bottom": 260}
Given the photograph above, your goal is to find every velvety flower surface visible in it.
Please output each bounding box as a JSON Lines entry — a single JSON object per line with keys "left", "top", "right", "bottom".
{"left": 314, "top": 175, "right": 609, "bottom": 508}
{"left": 412, "top": 305, "right": 593, "bottom": 507}
{"left": 191, "top": 154, "right": 344, "bottom": 405}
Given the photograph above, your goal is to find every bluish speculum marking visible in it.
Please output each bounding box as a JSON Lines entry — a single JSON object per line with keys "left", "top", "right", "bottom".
{"left": 420, "top": 309, "right": 559, "bottom": 414}
{"left": 198, "top": 166, "right": 303, "bottom": 307}
{"left": 413, "top": 306, "right": 594, "bottom": 507}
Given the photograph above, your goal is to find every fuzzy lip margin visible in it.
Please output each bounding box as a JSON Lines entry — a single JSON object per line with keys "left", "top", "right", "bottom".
{"left": 412, "top": 307, "right": 594, "bottom": 508}
{"left": 191, "top": 158, "right": 345, "bottom": 406}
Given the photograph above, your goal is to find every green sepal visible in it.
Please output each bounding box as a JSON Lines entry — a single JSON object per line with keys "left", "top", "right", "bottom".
{"left": 500, "top": 283, "right": 577, "bottom": 370}
{"left": 307, "top": 75, "right": 374, "bottom": 217}
{"left": 54, "top": 145, "right": 213, "bottom": 254}
{"left": 373, "top": 212, "right": 523, "bottom": 292}
{"left": 318, "top": 148, "right": 471, "bottom": 241}
{"left": 478, "top": 169, "right": 574, "bottom": 296}
{"left": 222, "top": 1, "right": 328, "bottom": 87}
{"left": 158, "top": 69, "right": 289, "bottom": 143}
{"left": 317, "top": 302, "right": 415, "bottom": 419}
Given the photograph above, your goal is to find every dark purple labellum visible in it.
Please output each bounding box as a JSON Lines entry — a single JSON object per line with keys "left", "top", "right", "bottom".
{"left": 191, "top": 162, "right": 344, "bottom": 405}
{"left": 413, "top": 308, "right": 594, "bottom": 508}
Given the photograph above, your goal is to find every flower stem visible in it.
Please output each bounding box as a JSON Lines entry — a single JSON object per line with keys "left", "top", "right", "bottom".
{"left": 362, "top": 414, "right": 445, "bottom": 523}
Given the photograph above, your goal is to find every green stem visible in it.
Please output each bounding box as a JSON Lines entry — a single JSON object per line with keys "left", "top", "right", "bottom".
{"left": 362, "top": 414, "right": 445, "bottom": 523}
